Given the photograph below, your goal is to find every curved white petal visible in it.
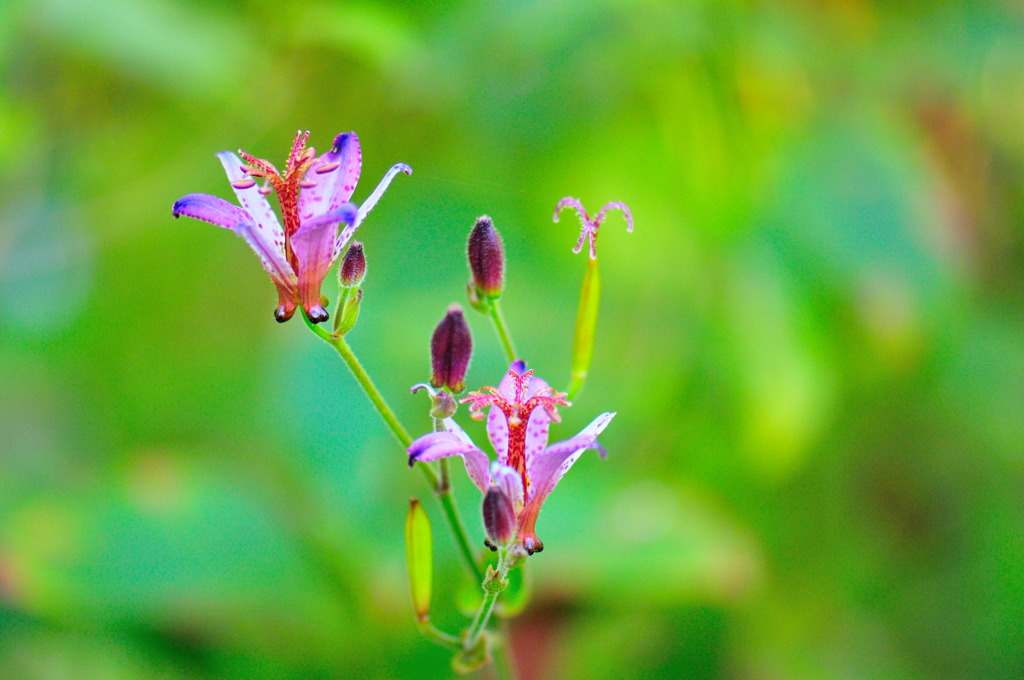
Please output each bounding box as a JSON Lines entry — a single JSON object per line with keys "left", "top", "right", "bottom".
{"left": 334, "top": 162, "right": 412, "bottom": 262}
{"left": 173, "top": 193, "right": 295, "bottom": 292}
{"left": 217, "top": 152, "right": 285, "bottom": 257}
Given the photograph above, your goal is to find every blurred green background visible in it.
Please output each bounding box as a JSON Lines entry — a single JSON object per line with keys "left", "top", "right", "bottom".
{"left": 2, "top": 0, "right": 1023, "bottom": 678}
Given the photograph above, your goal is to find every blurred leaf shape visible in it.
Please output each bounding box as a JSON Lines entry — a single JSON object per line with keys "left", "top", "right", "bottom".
{"left": 542, "top": 480, "right": 762, "bottom": 605}
{"left": 290, "top": 2, "right": 422, "bottom": 71}
{"left": 0, "top": 201, "right": 94, "bottom": 333}
{"left": 30, "top": 0, "right": 256, "bottom": 99}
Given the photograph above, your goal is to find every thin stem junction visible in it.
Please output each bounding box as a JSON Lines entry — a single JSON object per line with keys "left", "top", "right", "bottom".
{"left": 303, "top": 313, "right": 483, "bottom": 582}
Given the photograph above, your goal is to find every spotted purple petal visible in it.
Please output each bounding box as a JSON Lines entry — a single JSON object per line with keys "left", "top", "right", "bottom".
{"left": 524, "top": 406, "right": 552, "bottom": 467}
{"left": 407, "top": 420, "right": 491, "bottom": 494}
{"left": 524, "top": 411, "right": 615, "bottom": 508}
{"left": 299, "top": 132, "right": 362, "bottom": 225}
{"left": 292, "top": 203, "right": 357, "bottom": 322}
{"left": 487, "top": 362, "right": 553, "bottom": 465}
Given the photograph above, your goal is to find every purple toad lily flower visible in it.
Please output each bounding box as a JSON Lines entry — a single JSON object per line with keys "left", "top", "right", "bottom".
{"left": 408, "top": 360, "right": 615, "bottom": 554}
{"left": 173, "top": 130, "right": 410, "bottom": 323}
{"left": 553, "top": 198, "right": 634, "bottom": 259}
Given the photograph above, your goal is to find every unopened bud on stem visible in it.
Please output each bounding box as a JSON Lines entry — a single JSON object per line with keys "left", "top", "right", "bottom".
{"left": 467, "top": 216, "right": 505, "bottom": 300}
{"left": 430, "top": 304, "right": 472, "bottom": 393}
{"left": 482, "top": 486, "right": 516, "bottom": 549}
{"left": 339, "top": 242, "right": 366, "bottom": 288}
{"left": 405, "top": 498, "right": 433, "bottom": 623}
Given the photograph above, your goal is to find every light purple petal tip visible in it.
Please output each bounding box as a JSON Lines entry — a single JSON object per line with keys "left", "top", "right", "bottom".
{"left": 173, "top": 193, "right": 252, "bottom": 230}
{"left": 173, "top": 193, "right": 296, "bottom": 288}
{"left": 353, "top": 163, "right": 412, "bottom": 226}
{"left": 407, "top": 429, "right": 491, "bottom": 494}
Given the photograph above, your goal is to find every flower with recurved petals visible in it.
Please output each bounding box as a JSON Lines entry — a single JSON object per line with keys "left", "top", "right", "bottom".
{"left": 553, "top": 198, "right": 634, "bottom": 260}
{"left": 172, "top": 131, "right": 410, "bottom": 323}
{"left": 407, "top": 360, "right": 615, "bottom": 555}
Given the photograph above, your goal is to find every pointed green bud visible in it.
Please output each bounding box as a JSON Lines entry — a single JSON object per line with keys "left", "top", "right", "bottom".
{"left": 339, "top": 241, "right": 366, "bottom": 288}
{"left": 567, "top": 257, "right": 600, "bottom": 400}
{"left": 405, "top": 498, "right": 432, "bottom": 623}
{"left": 430, "top": 304, "right": 472, "bottom": 393}
{"left": 467, "top": 216, "right": 505, "bottom": 300}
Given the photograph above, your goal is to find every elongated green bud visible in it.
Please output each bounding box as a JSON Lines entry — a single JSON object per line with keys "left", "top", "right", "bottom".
{"left": 567, "top": 257, "right": 600, "bottom": 400}
{"left": 405, "top": 498, "right": 432, "bottom": 623}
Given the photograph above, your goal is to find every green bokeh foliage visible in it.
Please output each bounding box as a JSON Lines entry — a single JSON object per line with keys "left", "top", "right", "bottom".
{"left": 1, "top": 1, "right": 1022, "bottom": 678}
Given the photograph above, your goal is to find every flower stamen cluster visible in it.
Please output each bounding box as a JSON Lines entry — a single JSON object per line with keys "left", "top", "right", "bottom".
{"left": 462, "top": 369, "right": 569, "bottom": 497}
{"left": 173, "top": 130, "right": 410, "bottom": 323}
{"left": 553, "top": 197, "right": 634, "bottom": 260}
{"left": 408, "top": 361, "right": 614, "bottom": 555}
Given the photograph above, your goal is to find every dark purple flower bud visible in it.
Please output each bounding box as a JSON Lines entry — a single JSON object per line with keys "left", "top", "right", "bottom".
{"left": 430, "top": 304, "right": 472, "bottom": 393}
{"left": 339, "top": 242, "right": 366, "bottom": 288}
{"left": 482, "top": 486, "right": 516, "bottom": 549}
{"left": 467, "top": 216, "right": 504, "bottom": 299}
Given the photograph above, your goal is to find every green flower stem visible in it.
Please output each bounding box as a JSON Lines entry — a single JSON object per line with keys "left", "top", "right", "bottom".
{"left": 488, "top": 299, "right": 518, "bottom": 364}
{"left": 434, "top": 418, "right": 486, "bottom": 584}
{"left": 467, "top": 590, "right": 500, "bottom": 651}
{"left": 438, "top": 464, "right": 484, "bottom": 582}
{"left": 465, "top": 550, "right": 510, "bottom": 650}
{"left": 303, "top": 314, "right": 434, "bottom": 479}
{"left": 566, "top": 256, "right": 600, "bottom": 401}
{"left": 303, "top": 313, "right": 483, "bottom": 582}
{"left": 417, "top": 620, "right": 462, "bottom": 650}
